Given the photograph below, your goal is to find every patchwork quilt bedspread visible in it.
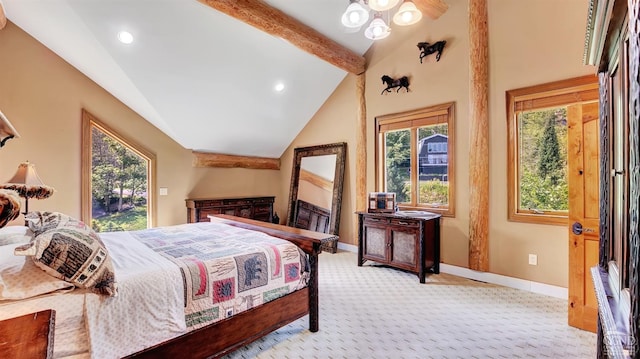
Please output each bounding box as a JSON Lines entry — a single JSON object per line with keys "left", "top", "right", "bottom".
{"left": 130, "top": 221, "right": 310, "bottom": 330}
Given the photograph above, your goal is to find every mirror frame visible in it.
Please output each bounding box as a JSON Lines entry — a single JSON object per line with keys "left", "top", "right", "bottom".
{"left": 286, "top": 142, "right": 347, "bottom": 236}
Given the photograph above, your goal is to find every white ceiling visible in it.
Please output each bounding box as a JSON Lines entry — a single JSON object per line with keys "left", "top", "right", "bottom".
{"left": 2, "top": 0, "right": 374, "bottom": 158}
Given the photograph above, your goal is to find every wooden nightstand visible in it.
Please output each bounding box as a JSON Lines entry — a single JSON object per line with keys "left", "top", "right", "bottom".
{"left": 357, "top": 211, "right": 441, "bottom": 283}
{"left": 0, "top": 310, "right": 55, "bottom": 359}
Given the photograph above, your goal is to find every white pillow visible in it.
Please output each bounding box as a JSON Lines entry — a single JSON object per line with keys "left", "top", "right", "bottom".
{"left": 0, "top": 226, "right": 32, "bottom": 246}
{"left": 0, "top": 242, "right": 74, "bottom": 300}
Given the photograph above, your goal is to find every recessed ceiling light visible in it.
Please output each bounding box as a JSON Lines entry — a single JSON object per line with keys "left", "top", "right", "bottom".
{"left": 274, "top": 82, "right": 285, "bottom": 92}
{"left": 117, "top": 31, "right": 134, "bottom": 44}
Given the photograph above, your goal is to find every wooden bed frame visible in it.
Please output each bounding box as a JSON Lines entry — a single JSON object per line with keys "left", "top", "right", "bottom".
{"left": 128, "top": 214, "right": 327, "bottom": 359}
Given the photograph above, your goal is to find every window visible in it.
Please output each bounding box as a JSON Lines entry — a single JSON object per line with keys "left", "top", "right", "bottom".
{"left": 608, "top": 31, "right": 630, "bottom": 312}
{"left": 375, "top": 102, "right": 455, "bottom": 216}
{"left": 506, "top": 77, "right": 599, "bottom": 225}
{"left": 81, "top": 110, "right": 156, "bottom": 231}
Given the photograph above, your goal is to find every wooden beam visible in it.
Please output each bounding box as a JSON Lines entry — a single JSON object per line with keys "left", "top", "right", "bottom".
{"left": 0, "top": 3, "right": 7, "bottom": 30}
{"left": 192, "top": 151, "right": 280, "bottom": 170}
{"left": 468, "top": 0, "right": 489, "bottom": 272}
{"left": 198, "top": 0, "right": 366, "bottom": 75}
{"left": 414, "top": 0, "right": 449, "bottom": 20}
{"left": 356, "top": 73, "right": 367, "bottom": 213}
{"left": 300, "top": 169, "right": 333, "bottom": 192}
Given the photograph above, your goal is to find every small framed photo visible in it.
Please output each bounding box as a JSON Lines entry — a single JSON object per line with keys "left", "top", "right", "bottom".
{"left": 368, "top": 192, "right": 396, "bottom": 213}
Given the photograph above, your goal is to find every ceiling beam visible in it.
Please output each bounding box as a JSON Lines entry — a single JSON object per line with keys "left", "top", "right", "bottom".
{"left": 0, "top": 3, "right": 7, "bottom": 30}
{"left": 414, "top": 0, "right": 449, "bottom": 20}
{"left": 198, "top": 0, "right": 366, "bottom": 75}
{"left": 192, "top": 151, "right": 280, "bottom": 170}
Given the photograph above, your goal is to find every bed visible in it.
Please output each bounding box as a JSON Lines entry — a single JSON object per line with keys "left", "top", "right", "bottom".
{"left": 0, "top": 213, "right": 326, "bottom": 359}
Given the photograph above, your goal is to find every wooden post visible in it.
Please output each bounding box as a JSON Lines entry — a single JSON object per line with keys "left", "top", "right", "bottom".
{"left": 468, "top": 0, "right": 489, "bottom": 271}
{"left": 356, "top": 73, "right": 367, "bottom": 211}
{"left": 355, "top": 73, "right": 367, "bottom": 240}
{"left": 0, "top": 3, "right": 6, "bottom": 30}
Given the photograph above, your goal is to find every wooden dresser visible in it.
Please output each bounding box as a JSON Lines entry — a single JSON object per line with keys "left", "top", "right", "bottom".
{"left": 357, "top": 211, "right": 441, "bottom": 283}
{"left": 186, "top": 196, "right": 275, "bottom": 223}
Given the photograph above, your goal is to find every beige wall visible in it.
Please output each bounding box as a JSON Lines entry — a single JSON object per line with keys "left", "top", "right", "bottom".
{"left": 281, "top": 0, "right": 595, "bottom": 287}
{"left": 0, "top": 22, "right": 281, "bottom": 227}
{"left": 298, "top": 180, "right": 332, "bottom": 210}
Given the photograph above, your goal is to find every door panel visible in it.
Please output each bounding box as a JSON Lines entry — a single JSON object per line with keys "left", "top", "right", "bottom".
{"left": 390, "top": 229, "right": 417, "bottom": 268}
{"left": 567, "top": 101, "right": 599, "bottom": 332}
{"left": 364, "top": 226, "right": 387, "bottom": 260}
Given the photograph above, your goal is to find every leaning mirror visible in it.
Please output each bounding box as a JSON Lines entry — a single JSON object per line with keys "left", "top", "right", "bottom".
{"left": 286, "top": 143, "right": 346, "bottom": 236}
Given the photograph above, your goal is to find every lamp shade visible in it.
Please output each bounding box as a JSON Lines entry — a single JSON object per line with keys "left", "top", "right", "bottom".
{"left": 364, "top": 15, "right": 391, "bottom": 40}
{"left": 368, "top": 0, "right": 400, "bottom": 11}
{"left": 341, "top": 1, "right": 369, "bottom": 28}
{"left": 393, "top": 0, "right": 423, "bottom": 26}
{"left": 0, "top": 110, "right": 19, "bottom": 148}
{"left": 1, "top": 162, "right": 54, "bottom": 200}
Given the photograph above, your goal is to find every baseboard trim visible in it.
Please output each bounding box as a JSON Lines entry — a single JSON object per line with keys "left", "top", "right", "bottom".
{"left": 335, "top": 243, "right": 567, "bottom": 300}
{"left": 438, "top": 263, "right": 567, "bottom": 299}
{"left": 337, "top": 242, "right": 358, "bottom": 253}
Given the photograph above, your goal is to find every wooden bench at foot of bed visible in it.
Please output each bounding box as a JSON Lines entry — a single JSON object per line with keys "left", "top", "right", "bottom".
{"left": 129, "top": 214, "right": 328, "bottom": 359}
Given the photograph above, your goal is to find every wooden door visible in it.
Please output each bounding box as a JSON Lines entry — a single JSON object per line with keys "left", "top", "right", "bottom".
{"left": 567, "top": 101, "right": 600, "bottom": 332}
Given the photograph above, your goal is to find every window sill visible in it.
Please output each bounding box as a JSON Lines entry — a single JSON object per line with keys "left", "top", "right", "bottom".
{"left": 508, "top": 212, "right": 567, "bottom": 226}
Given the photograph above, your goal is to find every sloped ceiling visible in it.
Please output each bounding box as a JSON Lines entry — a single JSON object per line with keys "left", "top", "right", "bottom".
{"left": 2, "top": 0, "right": 375, "bottom": 158}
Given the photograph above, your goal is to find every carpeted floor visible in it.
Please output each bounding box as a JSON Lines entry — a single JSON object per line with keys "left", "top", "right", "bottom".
{"left": 224, "top": 251, "right": 596, "bottom": 359}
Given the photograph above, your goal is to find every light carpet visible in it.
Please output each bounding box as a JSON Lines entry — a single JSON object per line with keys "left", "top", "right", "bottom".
{"left": 224, "top": 251, "right": 596, "bottom": 359}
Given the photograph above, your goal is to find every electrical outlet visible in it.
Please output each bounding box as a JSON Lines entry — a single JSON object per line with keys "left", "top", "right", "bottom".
{"left": 528, "top": 254, "right": 538, "bottom": 266}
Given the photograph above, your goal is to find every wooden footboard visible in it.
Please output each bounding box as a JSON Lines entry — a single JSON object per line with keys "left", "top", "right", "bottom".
{"left": 129, "top": 215, "right": 326, "bottom": 359}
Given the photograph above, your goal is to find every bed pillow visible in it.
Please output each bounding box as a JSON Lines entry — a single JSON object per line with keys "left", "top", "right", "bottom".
{"left": 0, "top": 242, "right": 74, "bottom": 300}
{"left": 25, "top": 211, "right": 75, "bottom": 236}
{"left": 0, "top": 225, "right": 32, "bottom": 246}
{"left": 15, "top": 213, "right": 118, "bottom": 297}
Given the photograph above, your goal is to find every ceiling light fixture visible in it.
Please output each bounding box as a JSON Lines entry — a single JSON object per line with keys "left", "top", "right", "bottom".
{"left": 341, "top": 0, "right": 423, "bottom": 41}
{"left": 117, "top": 31, "right": 134, "bottom": 44}
{"left": 364, "top": 13, "right": 391, "bottom": 40}
{"left": 393, "top": 0, "right": 423, "bottom": 25}
{"left": 341, "top": 1, "right": 369, "bottom": 28}
{"left": 368, "top": 0, "right": 400, "bottom": 11}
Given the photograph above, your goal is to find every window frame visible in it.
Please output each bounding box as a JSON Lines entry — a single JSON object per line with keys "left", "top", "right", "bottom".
{"left": 606, "top": 23, "right": 631, "bottom": 319}
{"left": 506, "top": 76, "right": 599, "bottom": 225}
{"left": 375, "top": 102, "right": 455, "bottom": 217}
{"left": 81, "top": 109, "right": 157, "bottom": 229}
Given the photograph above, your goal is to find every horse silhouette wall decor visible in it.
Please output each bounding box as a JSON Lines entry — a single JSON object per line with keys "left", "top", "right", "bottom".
{"left": 417, "top": 40, "right": 446, "bottom": 63}
{"left": 381, "top": 75, "right": 410, "bottom": 94}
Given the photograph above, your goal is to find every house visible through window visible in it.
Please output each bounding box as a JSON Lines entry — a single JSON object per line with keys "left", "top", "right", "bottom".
{"left": 375, "top": 102, "right": 455, "bottom": 216}
{"left": 506, "top": 77, "right": 599, "bottom": 225}
{"left": 81, "top": 110, "right": 156, "bottom": 232}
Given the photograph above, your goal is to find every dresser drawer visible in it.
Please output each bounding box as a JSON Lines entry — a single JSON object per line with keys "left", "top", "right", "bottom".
{"left": 389, "top": 218, "right": 420, "bottom": 228}
{"left": 363, "top": 216, "right": 388, "bottom": 226}
{"left": 253, "top": 204, "right": 272, "bottom": 215}
{"left": 194, "top": 200, "right": 224, "bottom": 208}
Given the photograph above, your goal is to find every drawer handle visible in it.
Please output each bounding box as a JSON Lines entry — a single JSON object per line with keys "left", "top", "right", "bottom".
{"left": 398, "top": 221, "right": 409, "bottom": 225}
{"left": 367, "top": 218, "right": 381, "bottom": 222}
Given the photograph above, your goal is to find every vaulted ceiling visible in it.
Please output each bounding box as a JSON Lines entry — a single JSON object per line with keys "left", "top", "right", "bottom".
{"left": 0, "top": 0, "right": 445, "bottom": 158}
